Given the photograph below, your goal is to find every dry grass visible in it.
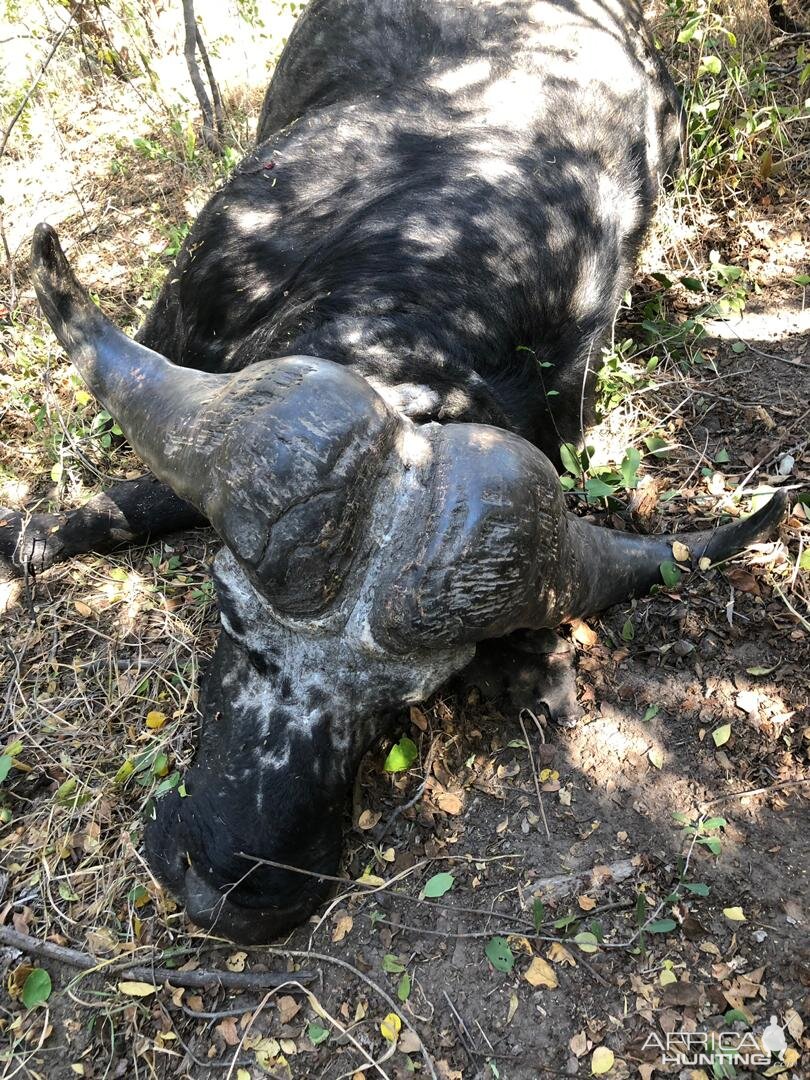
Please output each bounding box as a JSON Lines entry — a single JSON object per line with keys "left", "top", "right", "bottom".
{"left": 0, "top": 0, "right": 808, "bottom": 1076}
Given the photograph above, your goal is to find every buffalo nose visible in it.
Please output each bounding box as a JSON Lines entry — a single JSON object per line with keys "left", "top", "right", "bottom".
{"left": 182, "top": 865, "right": 306, "bottom": 944}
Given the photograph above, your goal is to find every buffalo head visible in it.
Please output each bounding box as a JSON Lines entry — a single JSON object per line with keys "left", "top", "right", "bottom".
{"left": 31, "top": 224, "right": 786, "bottom": 941}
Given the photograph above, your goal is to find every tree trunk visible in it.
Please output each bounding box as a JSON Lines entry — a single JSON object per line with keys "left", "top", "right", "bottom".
{"left": 181, "top": 0, "right": 224, "bottom": 155}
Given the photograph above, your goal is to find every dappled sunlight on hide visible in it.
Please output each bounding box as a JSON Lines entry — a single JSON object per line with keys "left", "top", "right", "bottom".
{"left": 231, "top": 204, "right": 282, "bottom": 236}
{"left": 430, "top": 57, "right": 492, "bottom": 94}
{"left": 481, "top": 71, "right": 550, "bottom": 129}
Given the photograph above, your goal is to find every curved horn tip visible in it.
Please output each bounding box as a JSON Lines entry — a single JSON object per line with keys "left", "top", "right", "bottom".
{"left": 31, "top": 222, "right": 68, "bottom": 281}
{"left": 745, "top": 487, "right": 789, "bottom": 536}
{"left": 695, "top": 487, "right": 789, "bottom": 566}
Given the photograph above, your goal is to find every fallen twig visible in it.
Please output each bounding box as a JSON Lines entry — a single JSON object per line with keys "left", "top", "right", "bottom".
{"left": 0, "top": 926, "right": 317, "bottom": 991}
{"left": 527, "top": 858, "right": 638, "bottom": 903}
{"left": 181, "top": 0, "right": 224, "bottom": 154}
{"left": 264, "top": 947, "right": 438, "bottom": 1080}
{"left": 518, "top": 709, "right": 551, "bottom": 840}
{"left": 240, "top": 851, "right": 535, "bottom": 931}
{"left": 773, "top": 584, "right": 810, "bottom": 632}
{"left": 701, "top": 777, "right": 810, "bottom": 810}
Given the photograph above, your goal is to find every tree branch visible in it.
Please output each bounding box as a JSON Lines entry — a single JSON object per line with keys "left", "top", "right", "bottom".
{"left": 181, "top": 0, "right": 223, "bottom": 155}
{"left": 0, "top": 926, "right": 317, "bottom": 991}
{"left": 0, "top": 11, "right": 76, "bottom": 161}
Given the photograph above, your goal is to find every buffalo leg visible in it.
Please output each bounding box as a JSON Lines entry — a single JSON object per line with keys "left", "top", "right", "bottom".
{"left": 461, "top": 629, "right": 580, "bottom": 729}
{"left": 0, "top": 474, "right": 206, "bottom": 580}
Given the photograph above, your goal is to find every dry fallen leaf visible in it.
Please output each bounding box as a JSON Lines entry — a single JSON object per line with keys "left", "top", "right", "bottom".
{"left": 86, "top": 929, "right": 117, "bottom": 955}
{"left": 547, "top": 942, "right": 577, "bottom": 967}
{"left": 726, "top": 568, "right": 760, "bottom": 595}
{"left": 216, "top": 1018, "right": 239, "bottom": 1046}
{"left": 784, "top": 1007, "right": 803, "bottom": 1041}
{"left": 225, "top": 951, "right": 247, "bottom": 972}
{"left": 591, "top": 1046, "right": 615, "bottom": 1075}
{"left": 332, "top": 911, "right": 353, "bottom": 943}
{"left": 380, "top": 1012, "right": 402, "bottom": 1042}
{"left": 435, "top": 791, "right": 464, "bottom": 815}
{"left": 357, "top": 809, "right": 381, "bottom": 830}
{"left": 723, "top": 906, "right": 746, "bottom": 922}
{"left": 145, "top": 710, "right": 166, "bottom": 730}
{"left": 672, "top": 541, "right": 690, "bottom": 563}
{"left": 277, "top": 995, "right": 300, "bottom": 1024}
{"left": 569, "top": 1030, "right": 588, "bottom": 1058}
{"left": 399, "top": 1029, "right": 422, "bottom": 1054}
{"left": 570, "top": 619, "right": 598, "bottom": 647}
{"left": 577, "top": 895, "right": 597, "bottom": 911}
{"left": 735, "top": 690, "right": 759, "bottom": 714}
{"left": 117, "top": 981, "right": 157, "bottom": 997}
{"left": 7, "top": 964, "right": 33, "bottom": 998}
{"left": 409, "top": 706, "right": 428, "bottom": 731}
{"left": 524, "top": 956, "right": 558, "bottom": 989}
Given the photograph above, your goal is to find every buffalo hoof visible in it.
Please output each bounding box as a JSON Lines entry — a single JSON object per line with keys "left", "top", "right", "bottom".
{"left": 462, "top": 629, "right": 581, "bottom": 728}
{"left": 0, "top": 507, "right": 67, "bottom": 581}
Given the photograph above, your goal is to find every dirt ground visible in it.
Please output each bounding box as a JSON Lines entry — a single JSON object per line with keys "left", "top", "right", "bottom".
{"left": 1, "top": 2, "right": 808, "bottom": 1078}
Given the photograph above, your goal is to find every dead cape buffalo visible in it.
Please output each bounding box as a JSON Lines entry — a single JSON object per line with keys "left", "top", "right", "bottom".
{"left": 6, "top": 0, "right": 786, "bottom": 942}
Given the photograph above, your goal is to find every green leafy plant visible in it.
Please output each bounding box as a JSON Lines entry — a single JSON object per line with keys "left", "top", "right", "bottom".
{"left": 163, "top": 221, "right": 191, "bottom": 259}
{"left": 673, "top": 812, "right": 727, "bottom": 856}
{"left": 307, "top": 1022, "right": 329, "bottom": 1046}
{"left": 422, "top": 872, "right": 454, "bottom": 898}
{"left": 383, "top": 737, "right": 418, "bottom": 773}
{"left": 666, "top": 0, "right": 807, "bottom": 200}
{"left": 558, "top": 439, "right": 644, "bottom": 504}
{"left": 485, "top": 936, "right": 514, "bottom": 973}
{"left": 22, "top": 968, "right": 52, "bottom": 1010}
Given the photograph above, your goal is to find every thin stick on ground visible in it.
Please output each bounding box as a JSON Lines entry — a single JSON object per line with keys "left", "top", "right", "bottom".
{"left": 519, "top": 708, "right": 551, "bottom": 840}
{"left": 0, "top": 210, "right": 17, "bottom": 310}
{"left": 263, "top": 947, "right": 438, "bottom": 1080}
{"left": 701, "top": 776, "right": 810, "bottom": 810}
{"left": 0, "top": 926, "right": 317, "bottom": 991}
